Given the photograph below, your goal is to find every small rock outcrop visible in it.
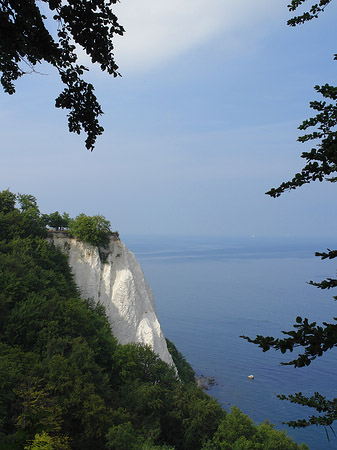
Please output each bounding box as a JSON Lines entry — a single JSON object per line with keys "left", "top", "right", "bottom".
{"left": 49, "top": 232, "right": 174, "bottom": 366}
{"left": 196, "top": 375, "right": 216, "bottom": 390}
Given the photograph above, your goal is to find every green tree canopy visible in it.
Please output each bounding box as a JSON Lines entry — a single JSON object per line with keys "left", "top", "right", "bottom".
{"left": 0, "top": 0, "right": 124, "bottom": 150}
{"left": 68, "top": 213, "right": 112, "bottom": 246}
{"left": 202, "top": 407, "right": 308, "bottom": 450}
{"left": 44, "top": 211, "right": 70, "bottom": 230}
{"left": 0, "top": 189, "right": 16, "bottom": 214}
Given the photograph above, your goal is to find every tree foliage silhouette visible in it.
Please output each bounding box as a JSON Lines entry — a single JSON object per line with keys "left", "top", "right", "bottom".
{"left": 242, "top": 0, "right": 337, "bottom": 434}
{"left": 0, "top": 0, "right": 124, "bottom": 150}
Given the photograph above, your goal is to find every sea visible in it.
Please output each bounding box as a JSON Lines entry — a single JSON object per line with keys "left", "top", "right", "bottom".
{"left": 123, "top": 235, "right": 337, "bottom": 450}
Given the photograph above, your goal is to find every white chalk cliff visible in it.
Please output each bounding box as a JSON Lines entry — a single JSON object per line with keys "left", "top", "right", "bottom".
{"left": 50, "top": 232, "right": 174, "bottom": 366}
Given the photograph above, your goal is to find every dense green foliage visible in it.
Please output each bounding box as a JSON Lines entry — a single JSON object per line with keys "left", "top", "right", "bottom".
{"left": 43, "top": 212, "right": 70, "bottom": 231}
{"left": 165, "top": 339, "right": 195, "bottom": 386}
{"left": 0, "top": 1, "right": 124, "bottom": 150}
{"left": 243, "top": 0, "right": 337, "bottom": 434}
{"left": 0, "top": 190, "right": 308, "bottom": 449}
{"left": 202, "top": 407, "right": 308, "bottom": 450}
{"left": 67, "top": 213, "right": 112, "bottom": 247}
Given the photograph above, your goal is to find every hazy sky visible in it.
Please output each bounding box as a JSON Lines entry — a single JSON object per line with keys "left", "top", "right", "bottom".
{"left": 2, "top": 0, "right": 337, "bottom": 238}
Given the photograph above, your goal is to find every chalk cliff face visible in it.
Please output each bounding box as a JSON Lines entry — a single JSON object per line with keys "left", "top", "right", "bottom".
{"left": 50, "top": 232, "right": 174, "bottom": 366}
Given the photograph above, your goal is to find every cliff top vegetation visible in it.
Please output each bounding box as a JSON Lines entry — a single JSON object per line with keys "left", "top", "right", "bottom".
{"left": 67, "top": 214, "right": 113, "bottom": 247}
{"left": 0, "top": 190, "right": 116, "bottom": 247}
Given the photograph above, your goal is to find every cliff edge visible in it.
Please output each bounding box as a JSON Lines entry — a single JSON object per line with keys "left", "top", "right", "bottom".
{"left": 49, "top": 232, "right": 174, "bottom": 366}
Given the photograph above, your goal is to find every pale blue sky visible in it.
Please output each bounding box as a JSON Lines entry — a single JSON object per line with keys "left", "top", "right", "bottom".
{"left": 1, "top": 0, "right": 337, "bottom": 237}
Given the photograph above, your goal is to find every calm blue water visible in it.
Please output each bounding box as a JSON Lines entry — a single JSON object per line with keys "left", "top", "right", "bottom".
{"left": 123, "top": 235, "right": 337, "bottom": 450}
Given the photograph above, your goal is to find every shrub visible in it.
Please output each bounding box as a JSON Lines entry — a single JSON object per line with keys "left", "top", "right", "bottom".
{"left": 68, "top": 214, "right": 111, "bottom": 246}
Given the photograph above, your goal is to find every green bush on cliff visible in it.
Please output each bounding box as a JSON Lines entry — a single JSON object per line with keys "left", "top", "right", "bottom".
{"left": 68, "top": 213, "right": 111, "bottom": 246}
{"left": 0, "top": 190, "right": 309, "bottom": 450}
{"left": 166, "top": 339, "right": 195, "bottom": 386}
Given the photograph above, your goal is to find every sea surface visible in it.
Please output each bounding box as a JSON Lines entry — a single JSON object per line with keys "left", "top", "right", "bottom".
{"left": 123, "top": 235, "right": 337, "bottom": 450}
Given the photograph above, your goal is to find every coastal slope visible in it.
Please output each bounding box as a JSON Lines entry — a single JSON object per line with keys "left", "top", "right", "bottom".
{"left": 50, "top": 232, "right": 174, "bottom": 366}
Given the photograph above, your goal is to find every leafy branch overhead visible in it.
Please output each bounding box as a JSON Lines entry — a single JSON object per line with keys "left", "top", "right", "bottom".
{"left": 267, "top": 1, "right": 337, "bottom": 197}
{"left": 287, "top": 0, "right": 333, "bottom": 26}
{"left": 0, "top": 0, "right": 124, "bottom": 150}
{"left": 242, "top": 0, "right": 337, "bottom": 433}
{"left": 267, "top": 84, "right": 337, "bottom": 197}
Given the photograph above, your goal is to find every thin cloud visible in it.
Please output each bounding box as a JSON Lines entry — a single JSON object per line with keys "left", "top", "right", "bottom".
{"left": 113, "top": 0, "right": 284, "bottom": 72}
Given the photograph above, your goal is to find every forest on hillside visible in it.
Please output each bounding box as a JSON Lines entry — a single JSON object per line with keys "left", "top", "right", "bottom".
{"left": 0, "top": 190, "right": 309, "bottom": 450}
